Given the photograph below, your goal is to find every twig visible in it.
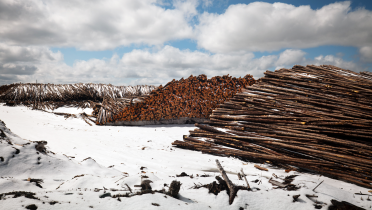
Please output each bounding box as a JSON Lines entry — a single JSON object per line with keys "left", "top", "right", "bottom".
{"left": 240, "top": 168, "right": 251, "bottom": 190}
{"left": 313, "top": 180, "right": 324, "bottom": 192}
{"left": 125, "top": 184, "right": 132, "bottom": 193}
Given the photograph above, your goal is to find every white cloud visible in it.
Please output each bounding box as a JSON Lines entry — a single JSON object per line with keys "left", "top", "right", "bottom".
{"left": 196, "top": 1, "right": 372, "bottom": 53}
{"left": 173, "top": 0, "right": 199, "bottom": 19}
{"left": 276, "top": 49, "right": 306, "bottom": 67}
{"left": 119, "top": 45, "right": 259, "bottom": 79}
{"left": 312, "top": 55, "right": 361, "bottom": 71}
{"left": 1, "top": 44, "right": 363, "bottom": 85}
{"left": 201, "top": 0, "right": 213, "bottom": 8}
{"left": 2, "top": 0, "right": 372, "bottom": 61}
{"left": 0, "top": 0, "right": 196, "bottom": 50}
{"left": 1, "top": 1, "right": 369, "bottom": 86}
{"left": 0, "top": 43, "right": 63, "bottom": 63}
{"left": 0, "top": 44, "right": 63, "bottom": 83}
{"left": 359, "top": 46, "right": 372, "bottom": 62}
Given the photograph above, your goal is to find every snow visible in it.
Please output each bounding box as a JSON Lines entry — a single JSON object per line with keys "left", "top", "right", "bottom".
{"left": 0, "top": 103, "right": 371, "bottom": 210}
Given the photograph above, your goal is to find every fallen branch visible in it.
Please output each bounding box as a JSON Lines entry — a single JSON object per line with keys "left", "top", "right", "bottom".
{"left": 241, "top": 168, "right": 251, "bottom": 190}
{"left": 216, "top": 159, "right": 238, "bottom": 205}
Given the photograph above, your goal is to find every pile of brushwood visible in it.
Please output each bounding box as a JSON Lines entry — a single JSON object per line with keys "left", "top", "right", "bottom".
{"left": 0, "top": 83, "right": 156, "bottom": 110}
{"left": 105, "top": 74, "right": 255, "bottom": 125}
{"left": 0, "top": 84, "right": 17, "bottom": 96}
{"left": 172, "top": 65, "right": 372, "bottom": 189}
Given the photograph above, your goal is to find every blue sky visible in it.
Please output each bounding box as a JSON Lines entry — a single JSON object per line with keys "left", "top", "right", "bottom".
{"left": 1, "top": 0, "right": 372, "bottom": 85}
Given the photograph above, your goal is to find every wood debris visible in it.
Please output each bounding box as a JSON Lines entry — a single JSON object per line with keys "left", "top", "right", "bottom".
{"left": 167, "top": 180, "right": 181, "bottom": 198}
{"left": 329, "top": 200, "right": 365, "bottom": 210}
{"left": 254, "top": 164, "right": 268, "bottom": 171}
{"left": 292, "top": 194, "right": 300, "bottom": 202}
{"left": 268, "top": 178, "right": 288, "bottom": 188}
{"left": 216, "top": 159, "right": 249, "bottom": 204}
{"left": 313, "top": 180, "right": 324, "bottom": 192}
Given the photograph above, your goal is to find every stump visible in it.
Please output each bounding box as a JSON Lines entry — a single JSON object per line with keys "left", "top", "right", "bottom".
{"left": 168, "top": 180, "right": 181, "bottom": 198}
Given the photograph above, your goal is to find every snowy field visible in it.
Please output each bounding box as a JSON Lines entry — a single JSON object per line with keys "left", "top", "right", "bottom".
{"left": 0, "top": 104, "right": 371, "bottom": 210}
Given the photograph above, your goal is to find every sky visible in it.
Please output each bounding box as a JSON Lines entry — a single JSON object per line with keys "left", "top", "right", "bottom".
{"left": 0, "top": 0, "right": 372, "bottom": 86}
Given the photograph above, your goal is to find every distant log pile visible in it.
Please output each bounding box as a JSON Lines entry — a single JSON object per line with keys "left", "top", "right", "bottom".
{"left": 0, "top": 83, "right": 156, "bottom": 110}
{"left": 0, "top": 84, "right": 17, "bottom": 96}
{"left": 105, "top": 74, "right": 255, "bottom": 125}
{"left": 95, "top": 95, "right": 149, "bottom": 125}
{"left": 172, "top": 65, "right": 372, "bottom": 189}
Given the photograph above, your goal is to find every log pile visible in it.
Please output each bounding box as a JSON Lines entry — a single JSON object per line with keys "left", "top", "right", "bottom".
{"left": 95, "top": 95, "right": 148, "bottom": 124}
{"left": 0, "top": 84, "right": 17, "bottom": 95}
{"left": 106, "top": 74, "right": 255, "bottom": 125}
{"left": 0, "top": 83, "right": 156, "bottom": 110}
{"left": 172, "top": 65, "right": 372, "bottom": 189}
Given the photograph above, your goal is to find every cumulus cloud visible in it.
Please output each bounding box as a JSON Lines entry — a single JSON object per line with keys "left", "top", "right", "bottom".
{"left": 359, "top": 46, "right": 372, "bottom": 62}
{"left": 2, "top": 0, "right": 372, "bottom": 57}
{"left": 312, "top": 55, "right": 361, "bottom": 71}
{"left": 0, "top": 65, "right": 37, "bottom": 75}
{"left": 173, "top": 0, "right": 199, "bottom": 19}
{"left": 0, "top": 44, "right": 363, "bottom": 85}
{"left": 0, "top": 0, "right": 195, "bottom": 50}
{"left": 276, "top": 49, "right": 306, "bottom": 67}
{"left": 120, "top": 45, "right": 257, "bottom": 79}
{"left": 0, "top": 43, "right": 62, "bottom": 63}
{"left": 1, "top": 1, "right": 370, "bottom": 85}
{"left": 196, "top": 1, "right": 372, "bottom": 53}
{"left": 0, "top": 44, "right": 63, "bottom": 83}
{"left": 272, "top": 49, "right": 365, "bottom": 72}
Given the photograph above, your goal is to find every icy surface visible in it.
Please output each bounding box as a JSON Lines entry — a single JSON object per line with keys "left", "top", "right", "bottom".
{"left": 0, "top": 104, "right": 370, "bottom": 210}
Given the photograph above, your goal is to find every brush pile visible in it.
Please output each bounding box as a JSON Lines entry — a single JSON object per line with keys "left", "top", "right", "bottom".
{"left": 0, "top": 84, "right": 17, "bottom": 96}
{"left": 172, "top": 65, "right": 372, "bottom": 189}
{"left": 0, "top": 83, "right": 156, "bottom": 110}
{"left": 106, "top": 74, "right": 255, "bottom": 125}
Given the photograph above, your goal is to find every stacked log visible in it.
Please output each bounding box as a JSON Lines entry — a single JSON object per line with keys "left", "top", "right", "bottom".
{"left": 106, "top": 74, "right": 255, "bottom": 125}
{"left": 96, "top": 95, "right": 149, "bottom": 124}
{"left": 172, "top": 65, "right": 372, "bottom": 189}
{"left": 0, "top": 83, "right": 156, "bottom": 110}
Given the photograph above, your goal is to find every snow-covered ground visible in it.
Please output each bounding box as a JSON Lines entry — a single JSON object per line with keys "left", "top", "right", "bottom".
{"left": 0, "top": 104, "right": 370, "bottom": 210}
